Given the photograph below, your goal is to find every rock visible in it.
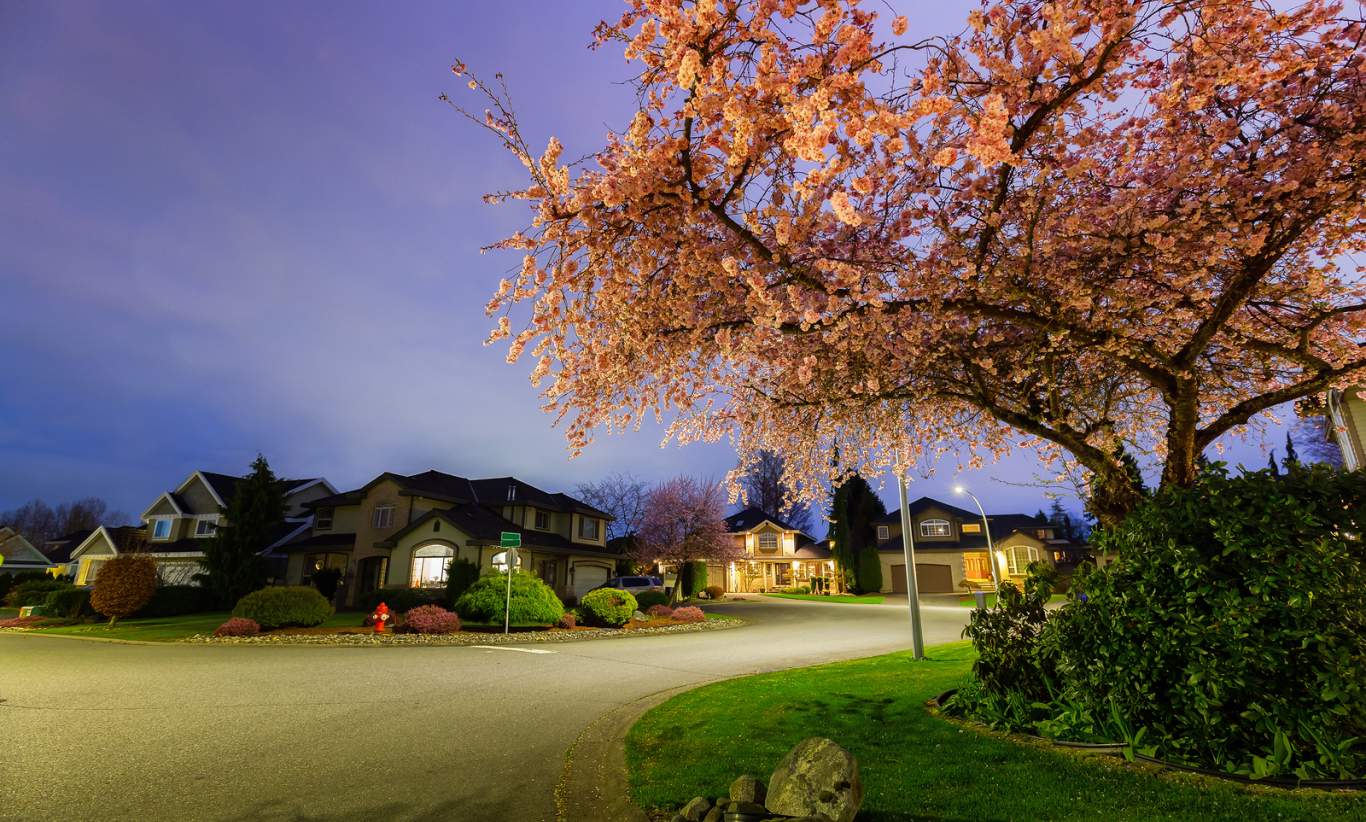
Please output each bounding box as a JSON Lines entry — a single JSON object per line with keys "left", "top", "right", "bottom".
{"left": 728, "top": 800, "right": 767, "bottom": 815}
{"left": 765, "top": 738, "right": 862, "bottom": 822}
{"left": 681, "top": 795, "right": 712, "bottom": 822}
{"left": 633, "top": 610, "right": 648, "bottom": 621}
{"left": 730, "top": 774, "right": 766, "bottom": 805}
{"left": 702, "top": 807, "right": 723, "bottom": 822}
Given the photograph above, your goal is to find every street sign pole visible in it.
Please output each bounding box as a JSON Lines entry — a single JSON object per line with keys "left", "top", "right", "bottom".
{"left": 896, "top": 473, "right": 926, "bottom": 660}
{"left": 499, "top": 532, "right": 521, "bottom": 635}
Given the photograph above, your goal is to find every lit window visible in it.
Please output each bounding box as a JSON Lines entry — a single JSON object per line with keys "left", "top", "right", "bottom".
{"left": 535, "top": 510, "right": 549, "bottom": 530}
{"left": 315, "top": 508, "right": 333, "bottom": 530}
{"left": 919, "top": 519, "right": 951, "bottom": 537}
{"left": 962, "top": 523, "right": 981, "bottom": 534}
{"left": 578, "top": 517, "right": 600, "bottom": 540}
{"left": 876, "top": 525, "right": 889, "bottom": 541}
{"left": 152, "top": 519, "right": 172, "bottom": 540}
{"left": 372, "top": 505, "right": 395, "bottom": 529}
{"left": 410, "top": 544, "right": 454, "bottom": 588}
{"left": 1006, "top": 545, "right": 1041, "bottom": 575}
{"left": 758, "top": 532, "right": 778, "bottom": 551}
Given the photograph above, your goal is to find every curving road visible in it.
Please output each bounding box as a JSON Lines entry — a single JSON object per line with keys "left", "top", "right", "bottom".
{"left": 0, "top": 596, "right": 970, "bottom": 822}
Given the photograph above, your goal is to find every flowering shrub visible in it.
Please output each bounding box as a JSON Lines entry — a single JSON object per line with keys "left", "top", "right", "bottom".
{"left": 556, "top": 612, "right": 577, "bottom": 629}
{"left": 670, "top": 606, "right": 705, "bottom": 623}
{"left": 213, "top": 617, "right": 260, "bottom": 637}
{"left": 0, "top": 615, "right": 48, "bottom": 629}
{"left": 404, "top": 604, "right": 461, "bottom": 634}
{"left": 646, "top": 604, "right": 674, "bottom": 619}
{"left": 579, "top": 588, "right": 637, "bottom": 627}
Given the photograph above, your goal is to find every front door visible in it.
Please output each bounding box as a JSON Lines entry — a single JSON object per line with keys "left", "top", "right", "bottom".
{"left": 357, "top": 556, "right": 388, "bottom": 596}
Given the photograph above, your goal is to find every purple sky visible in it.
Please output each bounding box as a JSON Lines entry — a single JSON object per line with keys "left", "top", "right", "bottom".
{"left": 0, "top": 1, "right": 1292, "bottom": 524}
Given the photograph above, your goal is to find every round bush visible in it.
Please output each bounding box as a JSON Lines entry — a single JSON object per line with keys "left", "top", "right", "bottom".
{"left": 645, "top": 604, "right": 674, "bottom": 619}
{"left": 634, "top": 590, "right": 669, "bottom": 610}
{"left": 43, "top": 588, "right": 93, "bottom": 619}
{"left": 703, "top": 585, "right": 725, "bottom": 600}
{"left": 556, "top": 612, "right": 577, "bottom": 629}
{"left": 579, "top": 588, "right": 637, "bottom": 628}
{"left": 91, "top": 554, "right": 159, "bottom": 623}
{"left": 453, "top": 572, "right": 564, "bottom": 627}
{"left": 214, "top": 617, "right": 260, "bottom": 637}
{"left": 404, "top": 604, "right": 461, "bottom": 634}
{"left": 232, "top": 586, "right": 333, "bottom": 629}
{"left": 670, "top": 605, "right": 705, "bottom": 623}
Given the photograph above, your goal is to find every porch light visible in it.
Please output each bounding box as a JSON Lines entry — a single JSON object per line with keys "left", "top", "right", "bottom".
{"left": 791, "top": 560, "right": 799, "bottom": 569}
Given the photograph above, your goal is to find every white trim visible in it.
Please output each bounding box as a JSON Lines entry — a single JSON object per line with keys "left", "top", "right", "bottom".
{"left": 139, "top": 492, "right": 185, "bottom": 521}
{"left": 69, "top": 526, "right": 120, "bottom": 560}
{"left": 266, "top": 518, "right": 314, "bottom": 552}
{"left": 177, "top": 471, "right": 228, "bottom": 509}
{"left": 284, "top": 478, "right": 337, "bottom": 498}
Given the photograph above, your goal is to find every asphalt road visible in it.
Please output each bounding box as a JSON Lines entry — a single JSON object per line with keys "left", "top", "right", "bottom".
{"left": 0, "top": 596, "right": 970, "bottom": 822}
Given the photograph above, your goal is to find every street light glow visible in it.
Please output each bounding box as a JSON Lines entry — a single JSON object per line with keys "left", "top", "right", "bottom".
{"left": 953, "top": 485, "right": 965, "bottom": 494}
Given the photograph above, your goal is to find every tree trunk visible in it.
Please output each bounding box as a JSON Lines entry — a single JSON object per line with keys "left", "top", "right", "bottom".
{"left": 1088, "top": 466, "right": 1146, "bottom": 529}
{"left": 1161, "top": 388, "right": 1202, "bottom": 491}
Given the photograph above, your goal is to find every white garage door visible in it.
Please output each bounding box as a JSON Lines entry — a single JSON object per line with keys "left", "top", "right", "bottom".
{"left": 572, "top": 564, "right": 610, "bottom": 598}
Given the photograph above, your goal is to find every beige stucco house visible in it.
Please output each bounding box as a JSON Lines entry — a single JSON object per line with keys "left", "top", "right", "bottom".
{"left": 717, "top": 507, "right": 826, "bottom": 593}
{"left": 67, "top": 470, "right": 333, "bottom": 586}
{"left": 279, "top": 470, "right": 619, "bottom": 606}
{"left": 874, "top": 497, "right": 1085, "bottom": 594}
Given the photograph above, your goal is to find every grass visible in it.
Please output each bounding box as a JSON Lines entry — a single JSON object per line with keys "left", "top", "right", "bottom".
{"left": 764, "top": 593, "right": 885, "bottom": 604}
{"left": 626, "top": 642, "right": 1365, "bottom": 822}
{"left": 955, "top": 592, "right": 1067, "bottom": 607}
{"left": 20, "top": 610, "right": 367, "bottom": 642}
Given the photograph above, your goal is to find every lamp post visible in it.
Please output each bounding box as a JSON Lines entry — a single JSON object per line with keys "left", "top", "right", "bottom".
{"left": 954, "top": 485, "right": 1001, "bottom": 595}
{"left": 896, "top": 473, "right": 926, "bottom": 660}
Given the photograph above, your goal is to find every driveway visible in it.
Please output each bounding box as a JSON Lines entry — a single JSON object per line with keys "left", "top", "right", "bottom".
{"left": 0, "top": 597, "right": 969, "bottom": 822}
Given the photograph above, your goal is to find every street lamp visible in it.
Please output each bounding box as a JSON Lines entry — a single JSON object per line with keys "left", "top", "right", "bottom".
{"left": 954, "top": 485, "right": 1002, "bottom": 595}
{"left": 896, "top": 473, "right": 926, "bottom": 660}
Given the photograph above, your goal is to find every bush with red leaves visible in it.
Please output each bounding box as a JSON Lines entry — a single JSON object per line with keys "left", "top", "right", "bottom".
{"left": 404, "top": 604, "right": 461, "bottom": 635}
{"left": 671, "top": 606, "right": 705, "bottom": 623}
{"left": 556, "top": 612, "right": 577, "bottom": 629}
{"left": 213, "top": 617, "right": 261, "bottom": 637}
{"left": 646, "top": 604, "right": 674, "bottom": 619}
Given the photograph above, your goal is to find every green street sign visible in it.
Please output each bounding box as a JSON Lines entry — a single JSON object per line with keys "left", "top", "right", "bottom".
{"left": 500, "top": 531, "right": 521, "bottom": 549}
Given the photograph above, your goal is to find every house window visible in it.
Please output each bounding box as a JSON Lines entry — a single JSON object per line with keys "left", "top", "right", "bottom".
{"left": 81, "top": 559, "right": 106, "bottom": 586}
{"left": 152, "top": 519, "right": 172, "bottom": 540}
{"left": 758, "top": 532, "right": 779, "bottom": 551}
{"left": 535, "top": 509, "right": 549, "bottom": 530}
{"left": 315, "top": 508, "right": 334, "bottom": 530}
{"left": 876, "top": 525, "right": 889, "bottom": 541}
{"left": 410, "top": 543, "right": 454, "bottom": 588}
{"left": 538, "top": 559, "right": 558, "bottom": 587}
{"left": 303, "top": 552, "right": 348, "bottom": 586}
{"left": 1036, "top": 529, "right": 1053, "bottom": 540}
{"left": 194, "top": 517, "right": 218, "bottom": 537}
{"left": 578, "top": 517, "right": 600, "bottom": 540}
{"left": 919, "top": 519, "right": 951, "bottom": 538}
{"left": 961, "top": 523, "right": 981, "bottom": 534}
{"left": 372, "top": 505, "right": 395, "bottom": 529}
{"left": 1006, "top": 545, "right": 1041, "bottom": 575}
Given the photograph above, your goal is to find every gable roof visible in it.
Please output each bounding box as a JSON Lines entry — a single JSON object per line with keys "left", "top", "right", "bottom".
{"left": 376, "top": 503, "right": 622, "bottom": 559}
{"left": 194, "top": 471, "right": 329, "bottom": 508}
{"left": 873, "top": 496, "right": 980, "bottom": 524}
{"left": 69, "top": 525, "right": 147, "bottom": 560}
{"left": 41, "top": 528, "right": 96, "bottom": 563}
{"left": 308, "top": 470, "right": 612, "bottom": 520}
{"left": 725, "top": 507, "right": 802, "bottom": 533}
{"left": 469, "top": 477, "right": 612, "bottom": 519}
{"left": 0, "top": 528, "right": 53, "bottom": 567}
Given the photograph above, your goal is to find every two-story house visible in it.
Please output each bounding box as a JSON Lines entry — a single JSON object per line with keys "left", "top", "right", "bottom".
{"left": 67, "top": 470, "right": 334, "bottom": 586}
{"left": 873, "top": 496, "right": 1084, "bottom": 594}
{"left": 279, "top": 469, "right": 619, "bottom": 605}
{"left": 719, "top": 507, "right": 826, "bottom": 593}
{"left": 1326, "top": 386, "right": 1366, "bottom": 470}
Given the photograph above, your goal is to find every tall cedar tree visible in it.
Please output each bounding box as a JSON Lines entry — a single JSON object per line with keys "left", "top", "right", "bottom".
{"left": 198, "top": 455, "right": 285, "bottom": 607}
{"left": 828, "top": 475, "right": 885, "bottom": 593}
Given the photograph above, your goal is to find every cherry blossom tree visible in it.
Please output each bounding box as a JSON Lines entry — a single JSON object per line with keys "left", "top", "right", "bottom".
{"left": 453, "top": 0, "right": 1366, "bottom": 525}
{"left": 637, "top": 476, "right": 738, "bottom": 600}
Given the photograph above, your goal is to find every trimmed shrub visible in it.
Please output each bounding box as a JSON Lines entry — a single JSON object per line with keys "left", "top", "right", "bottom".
{"left": 444, "top": 559, "right": 480, "bottom": 606}
{"left": 5, "top": 578, "right": 72, "bottom": 607}
{"left": 555, "top": 612, "right": 577, "bottom": 629}
{"left": 311, "top": 567, "right": 343, "bottom": 600}
{"left": 855, "top": 545, "right": 882, "bottom": 594}
{"left": 580, "top": 588, "right": 637, "bottom": 628}
{"left": 453, "top": 572, "right": 564, "bottom": 627}
{"left": 403, "top": 604, "right": 461, "bottom": 634}
{"left": 634, "top": 590, "right": 669, "bottom": 610}
{"left": 232, "top": 586, "right": 333, "bottom": 629}
{"left": 779, "top": 586, "right": 811, "bottom": 595}
{"left": 43, "top": 588, "right": 94, "bottom": 619}
{"left": 214, "top": 617, "right": 260, "bottom": 637}
{"left": 671, "top": 606, "right": 705, "bottom": 623}
{"left": 363, "top": 587, "right": 443, "bottom": 613}
{"left": 646, "top": 604, "right": 674, "bottom": 619}
{"left": 139, "top": 585, "right": 216, "bottom": 617}
{"left": 91, "top": 554, "right": 158, "bottom": 625}
{"left": 679, "top": 561, "right": 708, "bottom": 599}
{"left": 703, "top": 585, "right": 725, "bottom": 600}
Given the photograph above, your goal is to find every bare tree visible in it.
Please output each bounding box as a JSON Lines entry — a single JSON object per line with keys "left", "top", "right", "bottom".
{"left": 738, "top": 450, "right": 814, "bottom": 534}
{"left": 574, "top": 473, "right": 647, "bottom": 541}
{"left": 0, "top": 497, "right": 130, "bottom": 548}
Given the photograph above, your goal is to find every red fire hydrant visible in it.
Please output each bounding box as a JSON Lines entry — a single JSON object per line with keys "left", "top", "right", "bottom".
{"left": 371, "top": 602, "right": 391, "bottom": 634}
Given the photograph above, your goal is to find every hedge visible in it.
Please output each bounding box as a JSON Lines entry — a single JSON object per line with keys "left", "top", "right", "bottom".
{"left": 232, "top": 586, "right": 333, "bottom": 629}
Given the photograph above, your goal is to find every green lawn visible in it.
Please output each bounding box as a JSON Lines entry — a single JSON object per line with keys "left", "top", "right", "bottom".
{"left": 764, "top": 593, "right": 885, "bottom": 605}
{"left": 20, "top": 611, "right": 366, "bottom": 642}
{"left": 955, "top": 593, "right": 1068, "bottom": 608}
{"left": 626, "top": 642, "right": 1364, "bottom": 821}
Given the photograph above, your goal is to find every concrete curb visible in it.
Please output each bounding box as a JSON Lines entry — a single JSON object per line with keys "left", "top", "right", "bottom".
{"left": 0, "top": 630, "right": 166, "bottom": 646}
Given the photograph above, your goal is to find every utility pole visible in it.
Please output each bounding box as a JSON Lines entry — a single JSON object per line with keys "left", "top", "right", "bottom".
{"left": 896, "top": 473, "right": 925, "bottom": 660}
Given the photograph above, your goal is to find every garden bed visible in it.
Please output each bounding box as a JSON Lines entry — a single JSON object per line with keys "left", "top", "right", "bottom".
{"left": 189, "top": 614, "right": 742, "bottom": 645}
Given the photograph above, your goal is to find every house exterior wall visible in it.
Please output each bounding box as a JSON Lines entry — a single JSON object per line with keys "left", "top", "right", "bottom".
{"left": 315, "top": 504, "right": 361, "bottom": 534}
{"left": 285, "top": 482, "right": 334, "bottom": 516}
{"left": 178, "top": 478, "right": 221, "bottom": 514}
{"left": 876, "top": 550, "right": 966, "bottom": 594}
{"left": 1330, "top": 388, "right": 1366, "bottom": 470}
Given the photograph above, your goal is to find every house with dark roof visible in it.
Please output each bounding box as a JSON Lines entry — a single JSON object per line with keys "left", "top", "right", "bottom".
{"left": 67, "top": 470, "right": 335, "bottom": 587}
{"left": 41, "top": 528, "right": 95, "bottom": 577}
{"left": 872, "top": 496, "right": 1085, "bottom": 594}
{"left": 0, "top": 527, "right": 55, "bottom": 577}
{"left": 718, "top": 507, "right": 824, "bottom": 592}
{"left": 279, "top": 469, "right": 619, "bottom": 606}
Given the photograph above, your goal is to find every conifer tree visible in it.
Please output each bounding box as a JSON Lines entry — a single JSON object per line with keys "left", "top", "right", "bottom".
{"left": 198, "top": 455, "right": 286, "bottom": 607}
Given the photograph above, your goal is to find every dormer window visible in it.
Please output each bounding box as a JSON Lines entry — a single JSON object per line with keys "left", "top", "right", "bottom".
{"left": 194, "top": 517, "right": 218, "bottom": 538}
{"left": 876, "top": 525, "right": 889, "bottom": 541}
{"left": 373, "top": 505, "right": 395, "bottom": 529}
{"left": 919, "top": 519, "right": 951, "bottom": 538}
{"left": 316, "top": 508, "right": 333, "bottom": 530}
{"left": 152, "top": 519, "right": 172, "bottom": 540}
{"left": 534, "top": 509, "right": 549, "bottom": 530}
{"left": 758, "top": 532, "right": 779, "bottom": 551}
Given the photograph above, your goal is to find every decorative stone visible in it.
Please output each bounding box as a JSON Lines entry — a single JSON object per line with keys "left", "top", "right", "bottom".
{"left": 681, "top": 795, "right": 712, "bottom": 822}
{"left": 727, "top": 800, "right": 766, "bottom": 815}
{"left": 730, "top": 774, "right": 766, "bottom": 805}
{"left": 765, "top": 738, "right": 862, "bottom": 822}
{"left": 633, "top": 610, "right": 648, "bottom": 621}
{"left": 702, "top": 807, "right": 723, "bottom": 822}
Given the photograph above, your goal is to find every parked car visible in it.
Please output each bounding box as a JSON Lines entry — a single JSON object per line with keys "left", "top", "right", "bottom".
{"left": 595, "top": 575, "right": 663, "bottom": 595}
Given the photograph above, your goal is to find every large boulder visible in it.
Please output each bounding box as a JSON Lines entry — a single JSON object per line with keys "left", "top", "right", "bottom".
{"left": 765, "top": 737, "right": 861, "bottom": 822}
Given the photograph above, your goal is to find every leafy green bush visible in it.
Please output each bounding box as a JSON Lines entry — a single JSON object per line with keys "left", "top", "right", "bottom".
{"left": 953, "top": 464, "right": 1366, "bottom": 781}
{"left": 363, "top": 587, "right": 443, "bottom": 613}
{"left": 679, "top": 561, "right": 707, "bottom": 599}
{"left": 779, "top": 585, "right": 811, "bottom": 595}
{"left": 580, "top": 588, "right": 637, "bottom": 627}
{"left": 5, "top": 578, "right": 72, "bottom": 607}
{"left": 232, "top": 586, "right": 333, "bottom": 629}
{"left": 139, "top": 585, "right": 216, "bottom": 617}
{"left": 635, "top": 590, "right": 669, "bottom": 609}
{"left": 453, "top": 572, "right": 563, "bottom": 626}
{"left": 444, "top": 558, "right": 480, "bottom": 606}
{"left": 43, "top": 588, "right": 94, "bottom": 619}
{"left": 855, "top": 545, "right": 882, "bottom": 594}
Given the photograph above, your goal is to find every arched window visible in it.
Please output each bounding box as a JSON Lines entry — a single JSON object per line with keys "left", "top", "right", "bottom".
{"left": 410, "top": 543, "right": 455, "bottom": 588}
{"left": 919, "top": 519, "right": 951, "bottom": 538}
{"left": 1006, "top": 545, "right": 1040, "bottom": 575}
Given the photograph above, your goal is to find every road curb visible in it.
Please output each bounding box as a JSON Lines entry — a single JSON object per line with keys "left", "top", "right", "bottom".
{"left": 0, "top": 630, "right": 166, "bottom": 646}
